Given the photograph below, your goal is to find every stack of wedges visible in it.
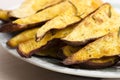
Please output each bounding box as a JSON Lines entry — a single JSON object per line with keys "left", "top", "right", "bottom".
{"left": 0, "top": 0, "right": 120, "bottom": 69}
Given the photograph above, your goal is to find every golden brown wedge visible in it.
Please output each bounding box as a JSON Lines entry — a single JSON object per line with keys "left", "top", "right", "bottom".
{"left": 0, "top": 10, "right": 9, "bottom": 21}
{"left": 17, "top": 31, "right": 52, "bottom": 57}
{"left": 7, "top": 28, "right": 39, "bottom": 48}
{"left": 13, "top": 1, "right": 69, "bottom": 24}
{"left": 60, "top": 45, "right": 119, "bottom": 69}
{"left": 0, "top": 1, "right": 72, "bottom": 32}
{"left": 17, "top": 25, "right": 75, "bottom": 57}
{"left": 36, "top": 0, "right": 103, "bottom": 41}
{"left": 9, "top": 0, "right": 63, "bottom": 18}
{"left": 73, "top": 56, "right": 119, "bottom": 69}
{"left": 62, "top": 3, "right": 120, "bottom": 46}
{"left": 63, "top": 30, "right": 120, "bottom": 65}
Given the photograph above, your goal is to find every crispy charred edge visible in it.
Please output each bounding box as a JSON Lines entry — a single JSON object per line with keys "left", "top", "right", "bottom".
{"left": 63, "top": 54, "right": 119, "bottom": 65}
{"left": 17, "top": 44, "right": 50, "bottom": 58}
{"left": 72, "top": 56, "right": 120, "bottom": 69}
{"left": 0, "top": 22, "right": 23, "bottom": 32}
{"left": 17, "top": 39, "right": 56, "bottom": 58}
{"left": 65, "top": 56, "right": 120, "bottom": 69}
{"left": 62, "top": 36, "right": 104, "bottom": 46}
{"left": 17, "top": 39, "right": 66, "bottom": 58}
{"left": 62, "top": 38, "right": 96, "bottom": 46}
{"left": 0, "top": 21, "right": 45, "bottom": 33}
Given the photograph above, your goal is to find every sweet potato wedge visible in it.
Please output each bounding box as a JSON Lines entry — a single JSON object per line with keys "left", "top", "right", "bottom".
{"left": 63, "top": 30, "right": 120, "bottom": 65}
{"left": 17, "top": 31, "right": 52, "bottom": 57}
{"left": 9, "top": 0, "right": 63, "bottom": 18}
{"left": 0, "top": 10, "right": 9, "bottom": 21}
{"left": 62, "top": 3, "right": 120, "bottom": 46}
{"left": 36, "top": 0, "right": 103, "bottom": 41}
{"left": 7, "top": 27, "right": 39, "bottom": 48}
{"left": 60, "top": 45, "right": 119, "bottom": 69}
{"left": 73, "top": 56, "right": 120, "bottom": 69}
{"left": 17, "top": 25, "right": 75, "bottom": 57}
{"left": 0, "top": 1, "right": 71, "bottom": 32}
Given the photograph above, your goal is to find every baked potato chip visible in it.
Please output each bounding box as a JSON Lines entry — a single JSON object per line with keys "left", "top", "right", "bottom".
{"left": 60, "top": 45, "right": 119, "bottom": 69}
{"left": 17, "top": 25, "right": 75, "bottom": 57}
{"left": 62, "top": 3, "right": 120, "bottom": 46}
{"left": 7, "top": 28, "right": 39, "bottom": 48}
{"left": 0, "top": 1, "right": 71, "bottom": 32}
{"left": 36, "top": 0, "right": 103, "bottom": 41}
{"left": 73, "top": 56, "right": 119, "bottom": 69}
{"left": 9, "top": 0, "right": 63, "bottom": 18}
{"left": 63, "top": 30, "right": 120, "bottom": 65}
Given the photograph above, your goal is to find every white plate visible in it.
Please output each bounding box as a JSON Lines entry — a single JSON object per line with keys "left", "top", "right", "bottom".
{"left": 0, "top": 0, "right": 120, "bottom": 78}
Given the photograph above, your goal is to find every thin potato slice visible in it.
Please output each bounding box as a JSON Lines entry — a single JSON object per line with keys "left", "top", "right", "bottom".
{"left": 60, "top": 45, "right": 119, "bottom": 69}
{"left": 7, "top": 28, "right": 39, "bottom": 48}
{"left": 13, "top": 1, "right": 70, "bottom": 25}
{"left": 9, "top": 0, "right": 63, "bottom": 18}
{"left": 0, "top": 1, "right": 71, "bottom": 32}
{"left": 62, "top": 3, "right": 120, "bottom": 46}
{"left": 36, "top": 0, "right": 103, "bottom": 41}
{"left": 63, "top": 30, "right": 120, "bottom": 65}
{"left": 73, "top": 56, "right": 119, "bottom": 69}
{"left": 17, "top": 32, "right": 52, "bottom": 57}
{"left": 17, "top": 25, "right": 75, "bottom": 57}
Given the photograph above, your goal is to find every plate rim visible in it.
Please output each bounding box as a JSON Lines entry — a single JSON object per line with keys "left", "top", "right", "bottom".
{"left": 0, "top": 35, "right": 120, "bottom": 78}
